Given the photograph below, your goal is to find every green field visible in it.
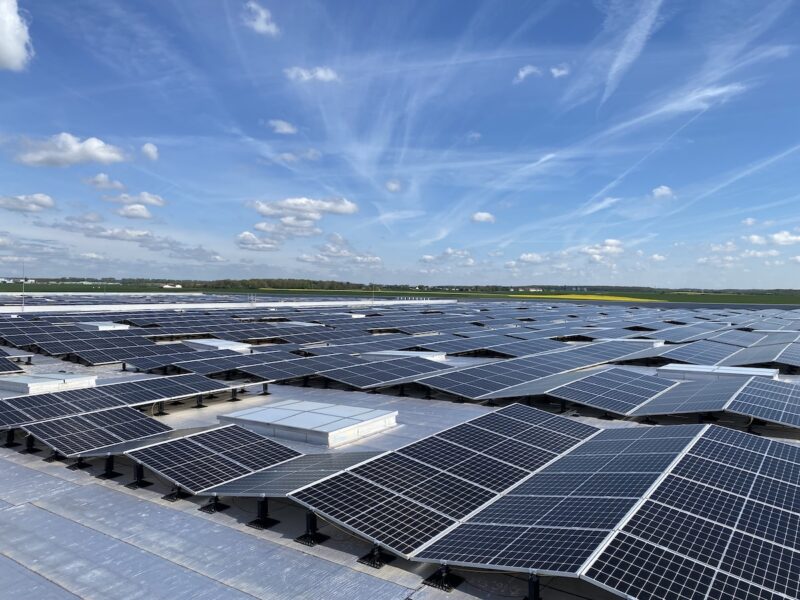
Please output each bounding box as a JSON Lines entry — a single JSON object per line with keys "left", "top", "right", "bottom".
{"left": 2, "top": 283, "right": 800, "bottom": 305}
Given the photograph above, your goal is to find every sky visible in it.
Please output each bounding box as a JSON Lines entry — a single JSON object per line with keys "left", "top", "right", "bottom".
{"left": 1, "top": 0, "right": 799, "bottom": 288}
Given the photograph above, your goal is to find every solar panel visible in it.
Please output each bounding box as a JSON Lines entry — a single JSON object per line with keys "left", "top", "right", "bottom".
{"left": 727, "top": 377, "right": 800, "bottom": 428}
{"left": 631, "top": 377, "right": 750, "bottom": 416}
{"left": 238, "top": 354, "right": 369, "bottom": 382}
{"left": 126, "top": 424, "right": 302, "bottom": 494}
{"left": 417, "top": 425, "right": 702, "bottom": 572}
{"left": 0, "top": 356, "right": 24, "bottom": 374}
{"left": 289, "top": 404, "right": 598, "bottom": 558}
{"left": 23, "top": 407, "right": 172, "bottom": 456}
{"left": 417, "top": 341, "right": 644, "bottom": 400}
{"left": 547, "top": 368, "right": 678, "bottom": 415}
{"left": 0, "top": 374, "right": 231, "bottom": 429}
{"left": 319, "top": 356, "right": 450, "bottom": 389}
{"left": 584, "top": 426, "right": 800, "bottom": 600}
{"left": 199, "top": 452, "right": 380, "bottom": 497}
{"left": 660, "top": 340, "right": 743, "bottom": 365}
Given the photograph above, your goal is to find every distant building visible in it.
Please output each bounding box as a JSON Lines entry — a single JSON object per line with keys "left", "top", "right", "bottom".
{"left": 162, "top": 283, "right": 183, "bottom": 289}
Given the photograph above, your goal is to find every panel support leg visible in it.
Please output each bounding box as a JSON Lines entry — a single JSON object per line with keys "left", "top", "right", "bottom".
{"left": 228, "top": 389, "right": 239, "bottom": 402}
{"left": 126, "top": 463, "right": 154, "bottom": 489}
{"left": 199, "top": 495, "right": 229, "bottom": 513}
{"left": 67, "top": 456, "right": 90, "bottom": 470}
{"left": 20, "top": 434, "right": 41, "bottom": 454}
{"left": 261, "top": 383, "right": 270, "bottom": 395}
{"left": 154, "top": 401, "right": 168, "bottom": 416}
{"left": 422, "top": 565, "right": 463, "bottom": 592}
{"left": 97, "top": 455, "right": 122, "bottom": 479}
{"left": 294, "top": 511, "right": 329, "bottom": 546}
{"left": 193, "top": 394, "right": 207, "bottom": 409}
{"left": 3, "top": 428, "right": 19, "bottom": 448}
{"left": 524, "top": 574, "right": 541, "bottom": 600}
{"left": 358, "top": 543, "right": 395, "bottom": 569}
{"left": 247, "top": 498, "right": 279, "bottom": 529}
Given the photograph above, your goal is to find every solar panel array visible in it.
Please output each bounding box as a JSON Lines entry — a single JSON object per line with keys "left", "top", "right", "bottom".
{"left": 319, "top": 356, "right": 451, "bottom": 389}
{"left": 0, "top": 374, "right": 229, "bottom": 429}
{"left": 23, "top": 407, "right": 172, "bottom": 456}
{"left": 126, "top": 424, "right": 302, "bottom": 494}
{"left": 417, "top": 341, "right": 643, "bottom": 400}
{"left": 290, "top": 404, "right": 599, "bottom": 557}
{"left": 547, "top": 368, "right": 679, "bottom": 415}
{"left": 585, "top": 426, "right": 800, "bottom": 600}
{"left": 417, "top": 425, "right": 702, "bottom": 573}
{"left": 0, "top": 356, "right": 24, "bottom": 374}
{"left": 238, "top": 354, "right": 370, "bottom": 382}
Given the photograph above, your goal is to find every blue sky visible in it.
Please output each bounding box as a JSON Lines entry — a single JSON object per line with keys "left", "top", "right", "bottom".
{"left": 1, "top": 0, "right": 799, "bottom": 287}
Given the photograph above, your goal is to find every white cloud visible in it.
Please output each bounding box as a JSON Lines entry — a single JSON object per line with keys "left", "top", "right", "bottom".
{"left": 471, "top": 211, "right": 495, "bottom": 223}
{"left": 17, "top": 133, "right": 125, "bottom": 167}
{"left": 791, "top": 256, "right": 800, "bottom": 264}
{"left": 236, "top": 231, "right": 279, "bottom": 251}
{"left": 418, "top": 247, "right": 473, "bottom": 268}
{"left": 581, "top": 239, "right": 624, "bottom": 260}
{"left": 742, "top": 217, "right": 757, "bottom": 226}
{"left": 697, "top": 255, "right": 739, "bottom": 268}
{"left": 242, "top": 1, "right": 279, "bottom": 36}
{"left": 78, "top": 252, "right": 105, "bottom": 261}
{"left": 284, "top": 66, "right": 339, "bottom": 82}
{"left": 0, "top": 193, "right": 55, "bottom": 213}
{"left": 108, "top": 192, "right": 166, "bottom": 206}
{"left": 86, "top": 173, "right": 124, "bottom": 190}
{"left": 742, "top": 249, "right": 780, "bottom": 258}
{"left": 550, "top": 64, "right": 570, "bottom": 78}
{"left": 513, "top": 64, "right": 541, "bottom": 84}
{"left": 771, "top": 231, "right": 800, "bottom": 245}
{"left": 267, "top": 119, "right": 297, "bottom": 134}
{"left": 385, "top": 179, "right": 402, "bottom": 193}
{"left": 299, "top": 233, "right": 381, "bottom": 267}
{"left": 116, "top": 204, "right": 152, "bottom": 220}
{"left": 711, "top": 241, "right": 737, "bottom": 252}
{"left": 519, "top": 252, "right": 545, "bottom": 264}
{"left": 651, "top": 185, "right": 674, "bottom": 199}
{"left": 274, "top": 148, "right": 321, "bottom": 163}
{"left": 744, "top": 234, "right": 766, "bottom": 245}
{"left": 254, "top": 197, "right": 357, "bottom": 220}
{"left": 650, "top": 253, "right": 666, "bottom": 262}
{"left": 141, "top": 142, "right": 159, "bottom": 161}
{"left": 255, "top": 218, "right": 321, "bottom": 238}
{"left": 466, "top": 131, "right": 481, "bottom": 142}
{"left": 0, "top": 0, "right": 33, "bottom": 71}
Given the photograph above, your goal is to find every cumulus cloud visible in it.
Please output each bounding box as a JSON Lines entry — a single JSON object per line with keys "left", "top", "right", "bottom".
{"left": 742, "top": 217, "right": 757, "bottom": 226}
{"left": 0, "top": 193, "right": 55, "bottom": 213}
{"left": 385, "top": 179, "right": 402, "bottom": 193}
{"left": 236, "top": 231, "right": 279, "bottom": 251}
{"left": 471, "top": 211, "right": 495, "bottom": 223}
{"left": 17, "top": 133, "right": 125, "bottom": 167}
{"left": 298, "top": 233, "right": 381, "bottom": 267}
{"left": 418, "top": 247, "right": 474, "bottom": 268}
{"left": 255, "top": 217, "right": 321, "bottom": 238}
{"left": 651, "top": 185, "right": 674, "bottom": 199}
{"left": 711, "top": 241, "right": 737, "bottom": 252}
{"left": 141, "top": 142, "right": 159, "bottom": 161}
{"left": 744, "top": 234, "right": 766, "bottom": 245}
{"left": 581, "top": 239, "right": 624, "bottom": 262}
{"left": 550, "top": 64, "right": 570, "bottom": 78}
{"left": 742, "top": 249, "right": 780, "bottom": 258}
{"left": 267, "top": 119, "right": 297, "bottom": 134}
{"left": 519, "top": 252, "right": 545, "bottom": 264}
{"left": 650, "top": 253, "right": 666, "bottom": 262}
{"left": 466, "top": 131, "right": 481, "bottom": 142}
{"left": 242, "top": 1, "right": 279, "bottom": 36}
{"left": 0, "top": 0, "right": 33, "bottom": 71}
{"left": 86, "top": 173, "right": 124, "bottom": 190}
{"left": 254, "top": 197, "right": 357, "bottom": 220}
{"left": 771, "top": 231, "right": 800, "bottom": 245}
{"left": 284, "top": 66, "right": 339, "bottom": 82}
{"left": 513, "top": 64, "right": 541, "bottom": 84}
{"left": 108, "top": 192, "right": 166, "bottom": 206}
{"left": 116, "top": 204, "right": 152, "bottom": 219}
